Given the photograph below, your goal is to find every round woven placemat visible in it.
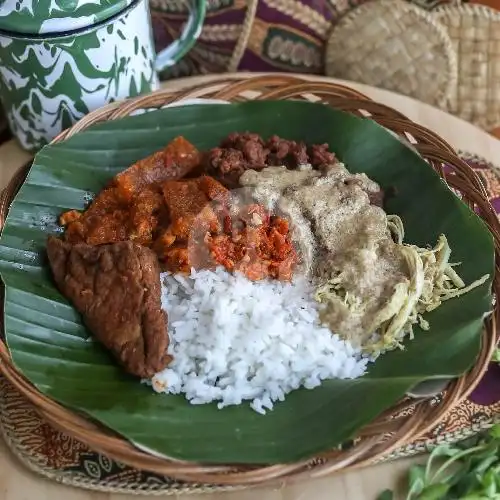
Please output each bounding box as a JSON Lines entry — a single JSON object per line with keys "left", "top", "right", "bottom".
{"left": 0, "top": 75, "right": 498, "bottom": 487}
{"left": 324, "top": 0, "right": 457, "bottom": 108}
{"left": 434, "top": 3, "right": 500, "bottom": 131}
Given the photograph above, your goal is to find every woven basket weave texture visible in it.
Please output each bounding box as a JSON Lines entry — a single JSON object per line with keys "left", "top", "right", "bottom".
{"left": 0, "top": 75, "right": 498, "bottom": 487}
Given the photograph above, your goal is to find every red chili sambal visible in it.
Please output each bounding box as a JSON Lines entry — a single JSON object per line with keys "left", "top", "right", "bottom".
{"left": 206, "top": 203, "right": 297, "bottom": 281}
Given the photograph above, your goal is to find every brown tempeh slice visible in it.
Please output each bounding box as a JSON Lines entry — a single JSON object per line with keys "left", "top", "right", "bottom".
{"left": 46, "top": 236, "right": 171, "bottom": 378}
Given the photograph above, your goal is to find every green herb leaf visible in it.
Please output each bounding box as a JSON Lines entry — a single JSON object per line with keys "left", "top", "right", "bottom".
{"left": 452, "top": 467, "right": 480, "bottom": 496}
{"left": 415, "top": 483, "right": 449, "bottom": 500}
{"left": 437, "top": 462, "right": 470, "bottom": 488}
{"left": 429, "top": 444, "right": 462, "bottom": 459}
{"left": 481, "top": 468, "right": 497, "bottom": 496}
{"left": 460, "top": 496, "right": 490, "bottom": 500}
{"left": 376, "top": 489, "right": 394, "bottom": 500}
{"left": 408, "top": 465, "right": 427, "bottom": 496}
{"left": 491, "top": 348, "right": 500, "bottom": 363}
{"left": 488, "top": 424, "right": 500, "bottom": 440}
{"left": 473, "top": 455, "right": 498, "bottom": 476}
{"left": 395, "top": 425, "right": 500, "bottom": 500}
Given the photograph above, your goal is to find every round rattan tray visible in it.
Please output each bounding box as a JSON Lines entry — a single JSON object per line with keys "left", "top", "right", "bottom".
{"left": 0, "top": 75, "right": 499, "bottom": 486}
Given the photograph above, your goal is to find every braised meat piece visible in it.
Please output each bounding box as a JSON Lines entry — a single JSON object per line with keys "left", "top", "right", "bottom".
{"left": 220, "top": 132, "right": 269, "bottom": 166}
{"left": 46, "top": 236, "right": 171, "bottom": 378}
{"left": 207, "top": 133, "right": 268, "bottom": 188}
{"left": 266, "top": 135, "right": 309, "bottom": 167}
{"left": 309, "top": 143, "right": 336, "bottom": 167}
{"left": 205, "top": 132, "right": 340, "bottom": 187}
{"left": 206, "top": 148, "right": 245, "bottom": 188}
{"left": 62, "top": 186, "right": 166, "bottom": 247}
{"left": 59, "top": 209, "right": 81, "bottom": 226}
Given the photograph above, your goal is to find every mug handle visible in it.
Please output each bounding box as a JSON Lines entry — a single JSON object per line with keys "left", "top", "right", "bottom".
{"left": 154, "top": 0, "right": 207, "bottom": 72}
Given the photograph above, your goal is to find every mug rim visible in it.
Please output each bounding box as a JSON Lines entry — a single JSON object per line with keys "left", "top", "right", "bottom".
{"left": 0, "top": 0, "right": 142, "bottom": 41}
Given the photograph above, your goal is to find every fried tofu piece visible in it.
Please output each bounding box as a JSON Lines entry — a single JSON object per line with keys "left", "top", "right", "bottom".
{"left": 46, "top": 236, "right": 172, "bottom": 378}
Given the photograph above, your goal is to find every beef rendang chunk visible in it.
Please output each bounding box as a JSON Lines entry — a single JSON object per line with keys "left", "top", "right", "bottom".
{"left": 46, "top": 236, "right": 171, "bottom": 378}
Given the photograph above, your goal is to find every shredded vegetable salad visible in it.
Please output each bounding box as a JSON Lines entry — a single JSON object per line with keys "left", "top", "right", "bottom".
{"left": 315, "top": 214, "right": 490, "bottom": 356}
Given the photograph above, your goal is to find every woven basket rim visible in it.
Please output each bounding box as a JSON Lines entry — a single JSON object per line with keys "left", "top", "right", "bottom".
{"left": 0, "top": 74, "right": 499, "bottom": 487}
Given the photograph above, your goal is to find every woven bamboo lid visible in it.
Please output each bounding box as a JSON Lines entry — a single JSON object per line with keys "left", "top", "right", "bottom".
{"left": 435, "top": 3, "right": 500, "bottom": 131}
{"left": 325, "top": 0, "right": 457, "bottom": 108}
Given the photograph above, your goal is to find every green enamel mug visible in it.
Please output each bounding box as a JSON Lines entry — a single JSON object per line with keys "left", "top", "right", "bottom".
{"left": 0, "top": 0, "right": 206, "bottom": 151}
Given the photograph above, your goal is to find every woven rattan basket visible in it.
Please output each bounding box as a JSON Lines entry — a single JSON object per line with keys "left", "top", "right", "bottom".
{"left": 0, "top": 75, "right": 499, "bottom": 487}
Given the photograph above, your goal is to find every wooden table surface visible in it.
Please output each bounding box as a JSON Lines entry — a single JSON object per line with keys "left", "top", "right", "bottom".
{"left": 0, "top": 73, "right": 500, "bottom": 500}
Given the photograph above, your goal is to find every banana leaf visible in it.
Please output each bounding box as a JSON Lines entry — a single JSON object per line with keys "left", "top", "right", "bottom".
{"left": 0, "top": 100, "right": 493, "bottom": 464}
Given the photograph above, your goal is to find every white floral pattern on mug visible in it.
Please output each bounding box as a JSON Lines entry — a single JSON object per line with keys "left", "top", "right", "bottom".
{"left": 0, "top": 0, "right": 157, "bottom": 150}
{"left": 0, "top": 0, "right": 205, "bottom": 151}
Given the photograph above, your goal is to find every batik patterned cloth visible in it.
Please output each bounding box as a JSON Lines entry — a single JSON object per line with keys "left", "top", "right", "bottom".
{"left": 151, "top": 0, "right": 368, "bottom": 78}
{"left": 151, "top": 0, "right": 500, "bottom": 77}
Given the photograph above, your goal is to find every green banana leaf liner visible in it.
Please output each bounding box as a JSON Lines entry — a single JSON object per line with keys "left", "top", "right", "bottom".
{"left": 0, "top": 100, "right": 493, "bottom": 464}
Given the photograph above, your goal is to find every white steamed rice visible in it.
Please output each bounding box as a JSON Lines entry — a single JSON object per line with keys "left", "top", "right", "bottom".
{"left": 151, "top": 267, "right": 368, "bottom": 414}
